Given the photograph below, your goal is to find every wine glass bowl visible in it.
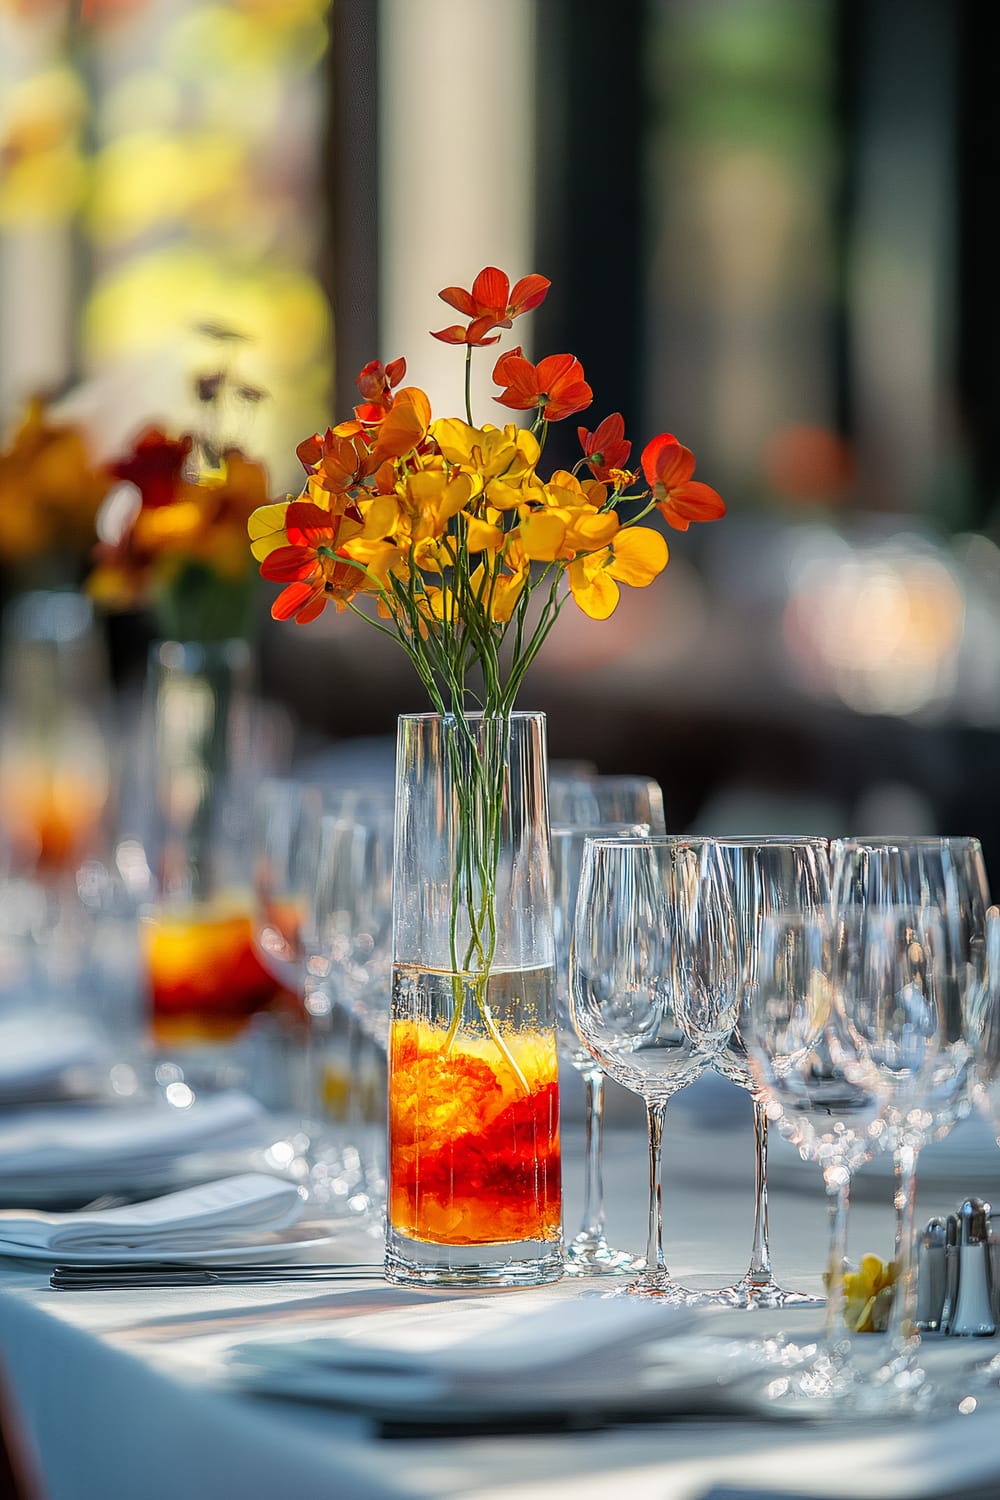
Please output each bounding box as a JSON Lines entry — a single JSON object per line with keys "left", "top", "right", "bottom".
{"left": 969, "top": 905, "right": 1000, "bottom": 1137}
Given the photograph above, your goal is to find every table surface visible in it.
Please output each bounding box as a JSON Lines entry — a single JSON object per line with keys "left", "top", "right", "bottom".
{"left": 4, "top": 1074, "right": 1000, "bottom": 1500}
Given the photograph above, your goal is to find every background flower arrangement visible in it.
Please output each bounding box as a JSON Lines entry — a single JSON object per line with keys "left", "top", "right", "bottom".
{"left": 87, "top": 359, "right": 269, "bottom": 647}
{"left": 0, "top": 396, "right": 109, "bottom": 593}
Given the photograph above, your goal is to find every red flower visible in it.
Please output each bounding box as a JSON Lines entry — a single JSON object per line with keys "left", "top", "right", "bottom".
{"left": 640, "top": 433, "right": 726, "bottom": 531}
{"left": 259, "top": 503, "right": 365, "bottom": 624}
{"left": 431, "top": 266, "right": 550, "bottom": 346}
{"left": 110, "top": 428, "right": 192, "bottom": 509}
{"left": 577, "top": 413, "right": 631, "bottom": 482}
{"left": 492, "top": 348, "right": 592, "bottom": 423}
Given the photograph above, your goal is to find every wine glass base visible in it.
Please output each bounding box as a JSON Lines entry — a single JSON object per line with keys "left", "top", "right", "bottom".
{"left": 601, "top": 1268, "right": 706, "bottom": 1306}
{"left": 562, "top": 1236, "right": 637, "bottom": 1277}
{"left": 707, "top": 1275, "right": 825, "bottom": 1311}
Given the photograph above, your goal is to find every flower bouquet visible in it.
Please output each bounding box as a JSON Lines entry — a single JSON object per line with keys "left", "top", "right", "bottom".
{"left": 249, "top": 264, "right": 725, "bottom": 1282}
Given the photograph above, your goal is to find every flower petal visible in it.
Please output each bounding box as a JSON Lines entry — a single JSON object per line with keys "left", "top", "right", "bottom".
{"left": 606, "top": 526, "right": 669, "bottom": 586}
{"left": 568, "top": 557, "right": 619, "bottom": 620}
{"left": 271, "top": 579, "right": 321, "bottom": 621}
{"left": 248, "top": 500, "right": 291, "bottom": 561}
{"left": 471, "top": 266, "right": 510, "bottom": 314}
{"left": 260, "top": 544, "right": 316, "bottom": 582}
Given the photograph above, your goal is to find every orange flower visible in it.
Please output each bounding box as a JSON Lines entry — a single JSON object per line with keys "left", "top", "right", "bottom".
{"left": 367, "top": 387, "right": 432, "bottom": 468}
{"left": 259, "top": 502, "right": 367, "bottom": 624}
{"left": 492, "top": 348, "right": 592, "bottom": 423}
{"left": 431, "top": 266, "right": 550, "bottom": 346}
{"left": 295, "top": 427, "right": 370, "bottom": 512}
{"left": 640, "top": 433, "right": 726, "bottom": 532}
{"left": 577, "top": 413, "right": 631, "bottom": 483}
{"left": 0, "top": 397, "right": 110, "bottom": 565}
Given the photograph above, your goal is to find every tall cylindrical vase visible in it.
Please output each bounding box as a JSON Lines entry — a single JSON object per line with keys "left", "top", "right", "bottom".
{"left": 385, "top": 710, "right": 563, "bottom": 1287}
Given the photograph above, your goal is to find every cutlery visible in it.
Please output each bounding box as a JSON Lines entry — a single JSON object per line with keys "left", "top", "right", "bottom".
{"left": 50, "top": 1261, "right": 385, "bottom": 1289}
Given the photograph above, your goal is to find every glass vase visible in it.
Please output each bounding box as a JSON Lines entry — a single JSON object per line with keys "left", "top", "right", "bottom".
{"left": 385, "top": 710, "right": 563, "bottom": 1287}
{"left": 136, "top": 639, "right": 280, "bottom": 1058}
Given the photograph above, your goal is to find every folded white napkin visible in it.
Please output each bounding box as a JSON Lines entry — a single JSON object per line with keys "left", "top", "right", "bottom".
{"left": 0, "top": 1173, "right": 304, "bottom": 1258}
{"left": 0, "top": 1014, "right": 112, "bottom": 1103}
{"left": 228, "top": 1296, "right": 762, "bottom": 1425}
{"left": 0, "top": 1090, "right": 265, "bottom": 1182}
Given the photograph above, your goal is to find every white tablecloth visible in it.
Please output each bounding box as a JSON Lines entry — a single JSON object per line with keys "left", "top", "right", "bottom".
{"left": 3, "top": 1075, "right": 1000, "bottom": 1500}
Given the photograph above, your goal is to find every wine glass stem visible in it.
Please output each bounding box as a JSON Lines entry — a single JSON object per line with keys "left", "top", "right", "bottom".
{"left": 823, "top": 1172, "right": 851, "bottom": 1346}
{"left": 892, "top": 1152, "right": 906, "bottom": 1261}
{"left": 578, "top": 1068, "right": 607, "bottom": 1242}
{"left": 888, "top": 1143, "right": 920, "bottom": 1353}
{"left": 747, "top": 1095, "right": 773, "bottom": 1285}
{"left": 644, "top": 1099, "right": 669, "bottom": 1275}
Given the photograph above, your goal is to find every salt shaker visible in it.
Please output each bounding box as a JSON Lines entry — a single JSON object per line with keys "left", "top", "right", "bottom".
{"left": 949, "top": 1198, "right": 996, "bottom": 1337}
{"left": 915, "top": 1217, "right": 947, "bottom": 1332}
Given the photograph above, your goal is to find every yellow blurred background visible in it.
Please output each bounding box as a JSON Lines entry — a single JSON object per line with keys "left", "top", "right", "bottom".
{"left": 3, "top": 0, "right": 1000, "bottom": 870}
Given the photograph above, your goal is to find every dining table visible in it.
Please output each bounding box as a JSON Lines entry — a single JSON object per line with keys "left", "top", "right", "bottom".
{"left": 3, "top": 1070, "right": 1000, "bottom": 1500}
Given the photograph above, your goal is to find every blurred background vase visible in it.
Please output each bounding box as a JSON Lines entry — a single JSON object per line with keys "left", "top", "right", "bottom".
{"left": 0, "top": 590, "right": 116, "bottom": 1020}
{"left": 137, "top": 637, "right": 286, "bottom": 1069}
{"left": 0, "top": 591, "right": 111, "bottom": 888}
{"left": 385, "top": 710, "right": 563, "bottom": 1288}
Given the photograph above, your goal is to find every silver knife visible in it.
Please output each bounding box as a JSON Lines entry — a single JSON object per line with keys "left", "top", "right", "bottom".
{"left": 50, "top": 1261, "right": 385, "bottom": 1289}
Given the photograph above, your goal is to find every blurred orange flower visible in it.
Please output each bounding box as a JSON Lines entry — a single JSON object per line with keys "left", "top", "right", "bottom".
{"left": 88, "top": 425, "right": 267, "bottom": 641}
{"left": 0, "top": 396, "right": 109, "bottom": 569}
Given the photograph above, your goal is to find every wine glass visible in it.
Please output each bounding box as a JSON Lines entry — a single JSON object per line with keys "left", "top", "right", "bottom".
{"left": 707, "top": 836, "right": 832, "bottom": 1309}
{"left": 569, "top": 834, "right": 738, "bottom": 1301}
{"left": 964, "top": 905, "right": 1000, "bottom": 1383}
{"left": 835, "top": 899, "right": 954, "bottom": 1411}
{"left": 249, "top": 776, "right": 354, "bottom": 1199}
{"left": 831, "top": 836, "right": 990, "bottom": 1259}
{"left": 549, "top": 773, "right": 667, "bottom": 832}
{"left": 742, "top": 906, "right": 888, "bottom": 1406}
{"left": 969, "top": 905, "right": 1000, "bottom": 1131}
{"left": 307, "top": 804, "right": 395, "bottom": 1230}
{"left": 550, "top": 822, "right": 648, "bottom": 1275}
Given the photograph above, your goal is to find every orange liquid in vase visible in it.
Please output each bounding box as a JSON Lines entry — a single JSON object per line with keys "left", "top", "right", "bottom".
{"left": 388, "top": 1000, "right": 562, "bottom": 1247}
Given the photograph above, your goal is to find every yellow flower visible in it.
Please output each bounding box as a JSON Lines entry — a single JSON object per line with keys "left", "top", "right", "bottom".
{"left": 842, "top": 1254, "right": 897, "bottom": 1332}
{"left": 567, "top": 525, "right": 669, "bottom": 621}
{"left": 469, "top": 559, "right": 528, "bottom": 623}
{"left": 464, "top": 510, "right": 504, "bottom": 554}
{"left": 397, "top": 468, "right": 480, "bottom": 545}
{"left": 517, "top": 472, "right": 617, "bottom": 563}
